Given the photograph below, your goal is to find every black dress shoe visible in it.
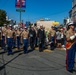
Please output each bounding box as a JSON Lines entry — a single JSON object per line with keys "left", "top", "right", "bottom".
{"left": 68, "top": 70, "right": 73, "bottom": 73}
{"left": 24, "top": 51, "right": 28, "bottom": 54}
{"left": 7, "top": 54, "right": 10, "bottom": 55}
{"left": 11, "top": 53, "right": 14, "bottom": 55}
{"left": 39, "top": 50, "right": 43, "bottom": 52}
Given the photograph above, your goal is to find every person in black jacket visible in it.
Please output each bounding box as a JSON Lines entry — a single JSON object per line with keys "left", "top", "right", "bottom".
{"left": 29, "top": 26, "right": 36, "bottom": 50}
{"left": 37, "top": 24, "right": 46, "bottom": 52}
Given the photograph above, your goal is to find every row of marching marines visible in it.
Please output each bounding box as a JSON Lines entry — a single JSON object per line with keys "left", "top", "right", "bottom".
{"left": 0, "top": 22, "right": 76, "bottom": 72}
{"left": 0, "top": 24, "right": 47, "bottom": 55}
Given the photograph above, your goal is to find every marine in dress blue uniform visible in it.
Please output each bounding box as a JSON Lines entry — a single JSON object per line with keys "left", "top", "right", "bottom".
{"left": 66, "top": 22, "right": 76, "bottom": 72}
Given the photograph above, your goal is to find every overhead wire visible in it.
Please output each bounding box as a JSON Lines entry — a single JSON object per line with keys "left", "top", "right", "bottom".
{"left": 30, "top": 8, "right": 70, "bottom": 21}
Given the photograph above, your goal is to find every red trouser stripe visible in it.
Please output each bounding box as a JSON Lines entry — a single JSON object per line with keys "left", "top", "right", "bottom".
{"left": 66, "top": 50, "right": 68, "bottom": 70}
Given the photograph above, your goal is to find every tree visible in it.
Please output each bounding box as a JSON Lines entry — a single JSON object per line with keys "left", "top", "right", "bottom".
{"left": 0, "top": 9, "right": 7, "bottom": 26}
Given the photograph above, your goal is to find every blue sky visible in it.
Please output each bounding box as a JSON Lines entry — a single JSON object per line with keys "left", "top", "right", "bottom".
{"left": 0, "top": 0, "right": 72, "bottom": 24}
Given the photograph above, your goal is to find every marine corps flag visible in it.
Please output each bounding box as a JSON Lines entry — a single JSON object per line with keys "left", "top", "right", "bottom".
{"left": 15, "top": 0, "right": 26, "bottom": 8}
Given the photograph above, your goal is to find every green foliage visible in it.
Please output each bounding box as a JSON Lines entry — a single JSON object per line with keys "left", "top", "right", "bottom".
{"left": 0, "top": 9, "right": 7, "bottom": 26}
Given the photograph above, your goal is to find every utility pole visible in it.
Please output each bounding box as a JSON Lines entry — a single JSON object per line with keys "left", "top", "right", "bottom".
{"left": 20, "top": 0, "right": 22, "bottom": 24}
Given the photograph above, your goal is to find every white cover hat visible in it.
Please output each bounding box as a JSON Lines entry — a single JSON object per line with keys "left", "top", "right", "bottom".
{"left": 68, "top": 22, "right": 74, "bottom": 26}
{"left": 9, "top": 24, "right": 12, "bottom": 26}
{"left": 4, "top": 24, "right": 7, "bottom": 26}
{"left": 40, "top": 24, "right": 43, "bottom": 26}
{"left": 24, "top": 26, "right": 27, "bottom": 28}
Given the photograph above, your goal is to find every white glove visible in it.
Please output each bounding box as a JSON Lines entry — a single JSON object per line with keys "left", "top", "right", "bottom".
{"left": 70, "top": 35, "right": 75, "bottom": 40}
{"left": 75, "top": 33, "right": 76, "bottom": 36}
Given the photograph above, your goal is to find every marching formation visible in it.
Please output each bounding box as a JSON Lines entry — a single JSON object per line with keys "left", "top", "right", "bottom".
{"left": 0, "top": 22, "right": 76, "bottom": 72}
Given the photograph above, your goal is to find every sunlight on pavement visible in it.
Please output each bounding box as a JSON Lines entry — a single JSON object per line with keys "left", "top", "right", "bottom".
{"left": 43, "top": 49, "right": 53, "bottom": 52}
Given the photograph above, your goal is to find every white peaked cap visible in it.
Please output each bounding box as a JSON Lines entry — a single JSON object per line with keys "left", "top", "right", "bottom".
{"left": 15, "top": 28, "right": 17, "bottom": 30}
{"left": 68, "top": 22, "right": 74, "bottom": 26}
{"left": 24, "top": 26, "right": 27, "bottom": 28}
{"left": 40, "top": 24, "right": 43, "bottom": 26}
{"left": 9, "top": 24, "right": 12, "bottom": 26}
{"left": 4, "top": 24, "right": 7, "bottom": 26}
{"left": 31, "top": 25, "right": 34, "bottom": 27}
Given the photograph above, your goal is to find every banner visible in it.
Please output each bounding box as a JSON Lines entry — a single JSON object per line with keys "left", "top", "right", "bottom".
{"left": 15, "top": 0, "right": 26, "bottom": 8}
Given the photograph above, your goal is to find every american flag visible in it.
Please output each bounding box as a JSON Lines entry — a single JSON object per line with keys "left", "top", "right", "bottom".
{"left": 22, "top": 0, "right": 25, "bottom": 6}
{"left": 15, "top": 0, "right": 26, "bottom": 8}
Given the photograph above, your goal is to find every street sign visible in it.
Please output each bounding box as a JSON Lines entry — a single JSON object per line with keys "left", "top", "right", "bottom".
{"left": 16, "top": 9, "right": 25, "bottom": 12}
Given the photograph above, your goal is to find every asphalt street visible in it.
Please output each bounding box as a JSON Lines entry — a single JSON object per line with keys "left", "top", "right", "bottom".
{"left": 0, "top": 48, "right": 76, "bottom": 75}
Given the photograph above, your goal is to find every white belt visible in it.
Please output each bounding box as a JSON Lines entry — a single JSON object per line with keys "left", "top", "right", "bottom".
{"left": 16, "top": 35, "right": 19, "bottom": 36}
{"left": 23, "top": 38, "right": 27, "bottom": 39}
{"left": 3, "top": 34, "right": 5, "bottom": 36}
{"left": 51, "top": 35, "right": 54, "bottom": 37}
{"left": 7, "top": 36, "right": 10, "bottom": 38}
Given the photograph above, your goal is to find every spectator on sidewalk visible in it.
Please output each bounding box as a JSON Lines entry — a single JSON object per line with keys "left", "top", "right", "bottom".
{"left": 56, "top": 29, "right": 62, "bottom": 48}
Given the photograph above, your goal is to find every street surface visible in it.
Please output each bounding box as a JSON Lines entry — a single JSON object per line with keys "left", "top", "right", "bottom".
{"left": 0, "top": 48, "right": 76, "bottom": 75}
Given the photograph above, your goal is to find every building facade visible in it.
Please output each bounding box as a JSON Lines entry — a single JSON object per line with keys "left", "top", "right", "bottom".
{"left": 36, "top": 19, "right": 57, "bottom": 31}
{"left": 69, "top": 0, "right": 76, "bottom": 23}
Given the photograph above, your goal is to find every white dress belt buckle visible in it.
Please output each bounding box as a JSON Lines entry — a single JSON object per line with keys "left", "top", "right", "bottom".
{"left": 17, "top": 35, "right": 19, "bottom": 36}
{"left": 24, "top": 38, "right": 27, "bottom": 39}
{"left": 7, "top": 36, "right": 10, "bottom": 38}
